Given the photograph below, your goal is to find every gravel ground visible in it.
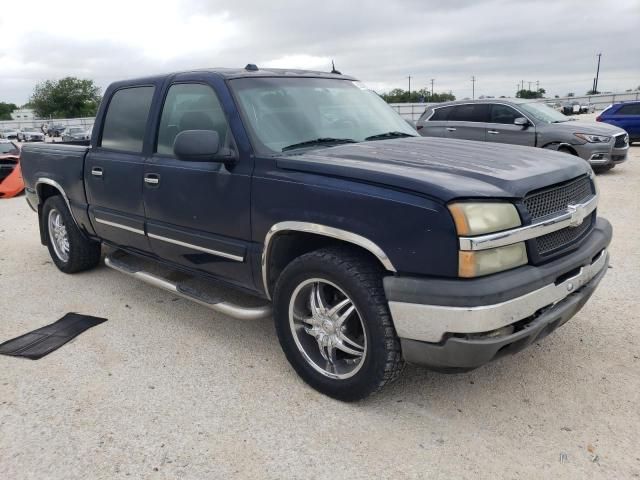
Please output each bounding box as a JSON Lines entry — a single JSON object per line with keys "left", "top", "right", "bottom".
{"left": 1, "top": 144, "right": 639, "bottom": 480}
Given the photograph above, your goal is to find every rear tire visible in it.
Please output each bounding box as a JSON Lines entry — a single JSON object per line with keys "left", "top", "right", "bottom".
{"left": 43, "top": 196, "right": 101, "bottom": 273}
{"left": 273, "top": 247, "right": 404, "bottom": 401}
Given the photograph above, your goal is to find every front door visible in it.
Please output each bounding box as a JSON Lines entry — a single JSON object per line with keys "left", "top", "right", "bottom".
{"left": 85, "top": 85, "right": 155, "bottom": 252}
{"left": 143, "top": 80, "right": 254, "bottom": 287}
{"left": 486, "top": 104, "right": 536, "bottom": 146}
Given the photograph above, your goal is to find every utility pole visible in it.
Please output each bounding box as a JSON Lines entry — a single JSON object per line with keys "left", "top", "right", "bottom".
{"left": 536, "top": 80, "right": 539, "bottom": 91}
{"left": 430, "top": 78, "right": 435, "bottom": 99}
{"left": 407, "top": 76, "right": 412, "bottom": 97}
{"left": 471, "top": 76, "right": 476, "bottom": 99}
{"left": 528, "top": 81, "right": 532, "bottom": 91}
{"left": 594, "top": 53, "right": 602, "bottom": 93}
{"left": 516, "top": 83, "right": 521, "bottom": 97}
{"left": 521, "top": 80, "right": 524, "bottom": 92}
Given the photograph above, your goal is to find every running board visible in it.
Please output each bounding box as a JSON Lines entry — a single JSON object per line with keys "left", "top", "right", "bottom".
{"left": 104, "top": 252, "right": 272, "bottom": 320}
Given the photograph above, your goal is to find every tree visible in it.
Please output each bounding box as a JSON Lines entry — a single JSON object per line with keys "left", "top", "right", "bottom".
{"left": 379, "top": 88, "right": 455, "bottom": 103}
{"left": 30, "top": 77, "right": 101, "bottom": 118}
{"left": 516, "top": 88, "right": 545, "bottom": 99}
{"left": 0, "top": 102, "right": 18, "bottom": 121}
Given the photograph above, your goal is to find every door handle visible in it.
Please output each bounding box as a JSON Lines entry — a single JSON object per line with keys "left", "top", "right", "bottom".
{"left": 144, "top": 174, "right": 160, "bottom": 185}
{"left": 488, "top": 130, "right": 499, "bottom": 135}
{"left": 91, "top": 167, "right": 103, "bottom": 177}
{"left": 446, "top": 127, "right": 457, "bottom": 132}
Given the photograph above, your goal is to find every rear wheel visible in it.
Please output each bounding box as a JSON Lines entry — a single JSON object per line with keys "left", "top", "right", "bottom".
{"left": 43, "top": 196, "right": 101, "bottom": 273}
{"left": 273, "top": 247, "right": 404, "bottom": 401}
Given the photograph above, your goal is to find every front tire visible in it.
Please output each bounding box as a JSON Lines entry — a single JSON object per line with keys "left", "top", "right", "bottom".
{"left": 43, "top": 196, "right": 101, "bottom": 273}
{"left": 273, "top": 247, "right": 404, "bottom": 401}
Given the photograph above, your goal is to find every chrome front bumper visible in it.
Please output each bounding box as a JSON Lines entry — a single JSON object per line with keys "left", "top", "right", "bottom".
{"left": 388, "top": 248, "right": 608, "bottom": 343}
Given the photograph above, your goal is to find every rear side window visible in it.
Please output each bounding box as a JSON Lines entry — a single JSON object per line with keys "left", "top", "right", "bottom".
{"left": 101, "top": 86, "right": 155, "bottom": 152}
{"left": 490, "top": 104, "right": 522, "bottom": 124}
{"left": 156, "top": 83, "right": 229, "bottom": 155}
{"left": 429, "top": 106, "right": 452, "bottom": 121}
{"left": 448, "top": 104, "right": 490, "bottom": 122}
{"left": 616, "top": 103, "right": 640, "bottom": 115}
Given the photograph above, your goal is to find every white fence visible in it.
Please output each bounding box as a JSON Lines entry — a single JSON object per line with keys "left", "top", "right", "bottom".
{"left": 0, "top": 116, "right": 95, "bottom": 131}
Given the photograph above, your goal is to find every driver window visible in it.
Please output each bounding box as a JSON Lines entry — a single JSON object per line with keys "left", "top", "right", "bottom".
{"left": 490, "top": 104, "right": 521, "bottom": 124}
{"left": 156, "top": 83, "right": 230, "bottom": 155}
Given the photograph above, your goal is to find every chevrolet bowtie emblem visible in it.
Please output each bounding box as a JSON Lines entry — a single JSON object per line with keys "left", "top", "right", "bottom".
{"left": 567, "top": 203, "right": 587, "bottom": 227}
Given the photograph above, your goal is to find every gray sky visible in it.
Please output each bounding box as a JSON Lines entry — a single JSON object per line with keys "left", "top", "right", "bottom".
{"left": 1, "top": 0, "right": 638, "bottom": 105}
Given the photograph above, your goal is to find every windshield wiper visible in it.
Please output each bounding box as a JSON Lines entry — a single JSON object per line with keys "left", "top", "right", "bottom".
{"left": 364, "top": 131, "right": 417, "bottom": 141}
{"left": 281, "top": 137, "right": 358, "bottom": 152}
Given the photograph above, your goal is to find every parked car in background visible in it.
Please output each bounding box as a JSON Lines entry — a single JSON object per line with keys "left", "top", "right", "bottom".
{"left": 580, "top": 103, "right": 596, "bottom": 114}
{"left": 20, "top": 67, "right": 612, "bottom": 400}
{"left": 0, "top": 139, "right": 24, "bottom": 198}
{"left": 1, "top": 129, "right": 21, "bottom": 141}
{"left": 416, "top": 99, "right": 628, "bottom": 172}
{"left": 47, "top": 124, "right": 66, "bottom": 137}
{"left": 62, "top": 126, "right": 91, "bottom": 142}
{"left": 21, "top": 130, "right": 45, "bottom": 142}
{"left": 0, "top": 128, "right": 15, "bottom": 139}
{"left": 597, "top": 101, "right": 640, "bottom": 144}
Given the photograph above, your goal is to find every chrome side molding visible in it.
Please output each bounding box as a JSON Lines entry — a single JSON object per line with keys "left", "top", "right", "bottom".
{"left": 95, "top": 217, "right": 145, "bottom": 235}
{"left": 459, "top": 194, "right": 598, "bottom": 251}
{"left": 147, "top": 233, "right": 244, "bottom": 262}
{"left": 105, "top": 254, "right": 271, "bottom": 320}
{"left": 262, "top": 221, "right": 396, "bottom": 299}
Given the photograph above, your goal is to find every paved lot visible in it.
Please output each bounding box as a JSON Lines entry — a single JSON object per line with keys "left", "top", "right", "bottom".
{"left": 1, "top": 144, "right": 639, "bottom": 479}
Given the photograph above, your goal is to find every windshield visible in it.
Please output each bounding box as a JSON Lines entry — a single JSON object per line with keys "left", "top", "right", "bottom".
{"left": 519, "top": 102, "right": 570, "bottom": 123}
{"left": 230, "top": 77, "right": 417, "bottom": 153}
{"left": 0, "top": 143, "right": 18, "bottom": 154}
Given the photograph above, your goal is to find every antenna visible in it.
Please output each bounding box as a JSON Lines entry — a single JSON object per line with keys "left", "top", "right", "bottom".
{"left": 331, "top": 60, "right": 342, "bottom": 75}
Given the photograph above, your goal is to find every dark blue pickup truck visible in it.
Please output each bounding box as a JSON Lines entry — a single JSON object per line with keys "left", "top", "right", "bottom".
{"left": 21, "top": 66, "right": 612, "bottom": 401}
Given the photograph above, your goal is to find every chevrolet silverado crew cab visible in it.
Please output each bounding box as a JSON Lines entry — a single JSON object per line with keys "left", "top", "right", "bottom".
{"left": 21, "top": 66, "right": 612, "bottom": 401}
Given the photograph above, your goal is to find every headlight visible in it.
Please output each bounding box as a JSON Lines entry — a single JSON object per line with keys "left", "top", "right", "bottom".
{"left": 449, "top": 201, "right": 527, "bottom": 277}
{"left": 459, "top": 242, "right": 528, "bottom": 278}
{"left": 574, "top": 133, "right": 611, "bottom": 143}
{"left": 448, "top": 202, "right": 521, "bottom": 236}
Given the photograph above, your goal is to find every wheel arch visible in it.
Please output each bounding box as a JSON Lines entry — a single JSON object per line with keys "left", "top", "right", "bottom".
{"left": 262, "top": 222, "right": 396, "bottom": 299}
{"left": 543, "top": 142, "right": 579, "bottom": 156}
{"left": 36, "top": 178, "right": 82, "bottom": 244}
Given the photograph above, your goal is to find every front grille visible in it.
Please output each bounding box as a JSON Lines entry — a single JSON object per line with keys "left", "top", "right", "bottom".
{"left": 614, "top": 134, "right": 628, "bottom": 148}
{"left": 533, "top": 214, "right": 593, "bottom": 256}
{"left": 524, "top": 176, "right": 596, "bottom": 258}
{"left": 524, "top": 175, "right": 593, "bottom": 220}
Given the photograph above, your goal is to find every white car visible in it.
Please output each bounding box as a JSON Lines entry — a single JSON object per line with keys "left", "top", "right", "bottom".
{"left": 21, "top": 131, "right": 45, "bottom": 142}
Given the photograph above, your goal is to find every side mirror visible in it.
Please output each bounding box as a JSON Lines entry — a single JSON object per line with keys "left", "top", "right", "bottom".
{"left": 173, "top": 130, "right": 235, "bottom": 163}
{"left": 514, "top": 117, "right": 529, "bottom": 128}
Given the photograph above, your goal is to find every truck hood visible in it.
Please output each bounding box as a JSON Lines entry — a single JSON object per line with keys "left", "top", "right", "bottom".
{"left": 541, "top": 120, "right": 626, "bottom": 137}
{"left": 275, "top": 137, "right": 590, "bottom": 202}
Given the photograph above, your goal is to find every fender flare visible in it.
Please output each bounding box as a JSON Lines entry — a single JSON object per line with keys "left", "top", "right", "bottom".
{"left": 261, "top": 221, "right": 396, "bottom": 299}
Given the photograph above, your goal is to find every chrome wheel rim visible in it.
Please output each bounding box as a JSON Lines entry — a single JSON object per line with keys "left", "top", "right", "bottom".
{"left": 289, "top": 278, "right": 367, "bottom": 379}
{"left": 48, "top": 208, "right": 69, "bottom": 262}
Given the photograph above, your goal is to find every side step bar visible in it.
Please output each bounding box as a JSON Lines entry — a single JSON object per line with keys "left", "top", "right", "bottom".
{"left": 105, "top": 254, "right": 272, "bottom": 320}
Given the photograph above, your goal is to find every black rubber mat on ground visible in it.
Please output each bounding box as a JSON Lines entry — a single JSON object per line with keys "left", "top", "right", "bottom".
{"left": 0, "top": 313, "right": 107, "bottom": 360}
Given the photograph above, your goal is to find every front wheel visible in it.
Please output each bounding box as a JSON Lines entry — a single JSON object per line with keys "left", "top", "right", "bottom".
{"left": 43, "top": 196, "right": 101, "bottom": 273}
{"left": 273, "top": 247, "right": 404, "bottom": 401}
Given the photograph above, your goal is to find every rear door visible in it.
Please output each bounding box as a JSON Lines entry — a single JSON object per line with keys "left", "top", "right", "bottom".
{"left": 485, "top": 104, "right": 536, "bottom": 146}
{"left": 444, "top": 104, "right": 490, "bottom": 141}
{"left": 417, "top": 105, "right": 453, "bottom": 137}
{"left": 142, "top": 79, "right": 253, "bottom": 287}
{"left": 85, "top": 85, "right": 156, "bottom": 252}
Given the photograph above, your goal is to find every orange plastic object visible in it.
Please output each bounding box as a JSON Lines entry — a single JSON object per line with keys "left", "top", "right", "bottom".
{"left": 0, "top": 161, "right": 25, "bottom": 198}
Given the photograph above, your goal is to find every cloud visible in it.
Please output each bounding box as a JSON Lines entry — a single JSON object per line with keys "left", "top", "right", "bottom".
{"left": 0, "top": 0, "right": 638, "bottom": 104}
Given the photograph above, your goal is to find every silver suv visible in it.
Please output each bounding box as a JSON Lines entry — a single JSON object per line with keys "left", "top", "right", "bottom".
{"left": 416, "top": 99, "right": 629, "bottom": 172}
